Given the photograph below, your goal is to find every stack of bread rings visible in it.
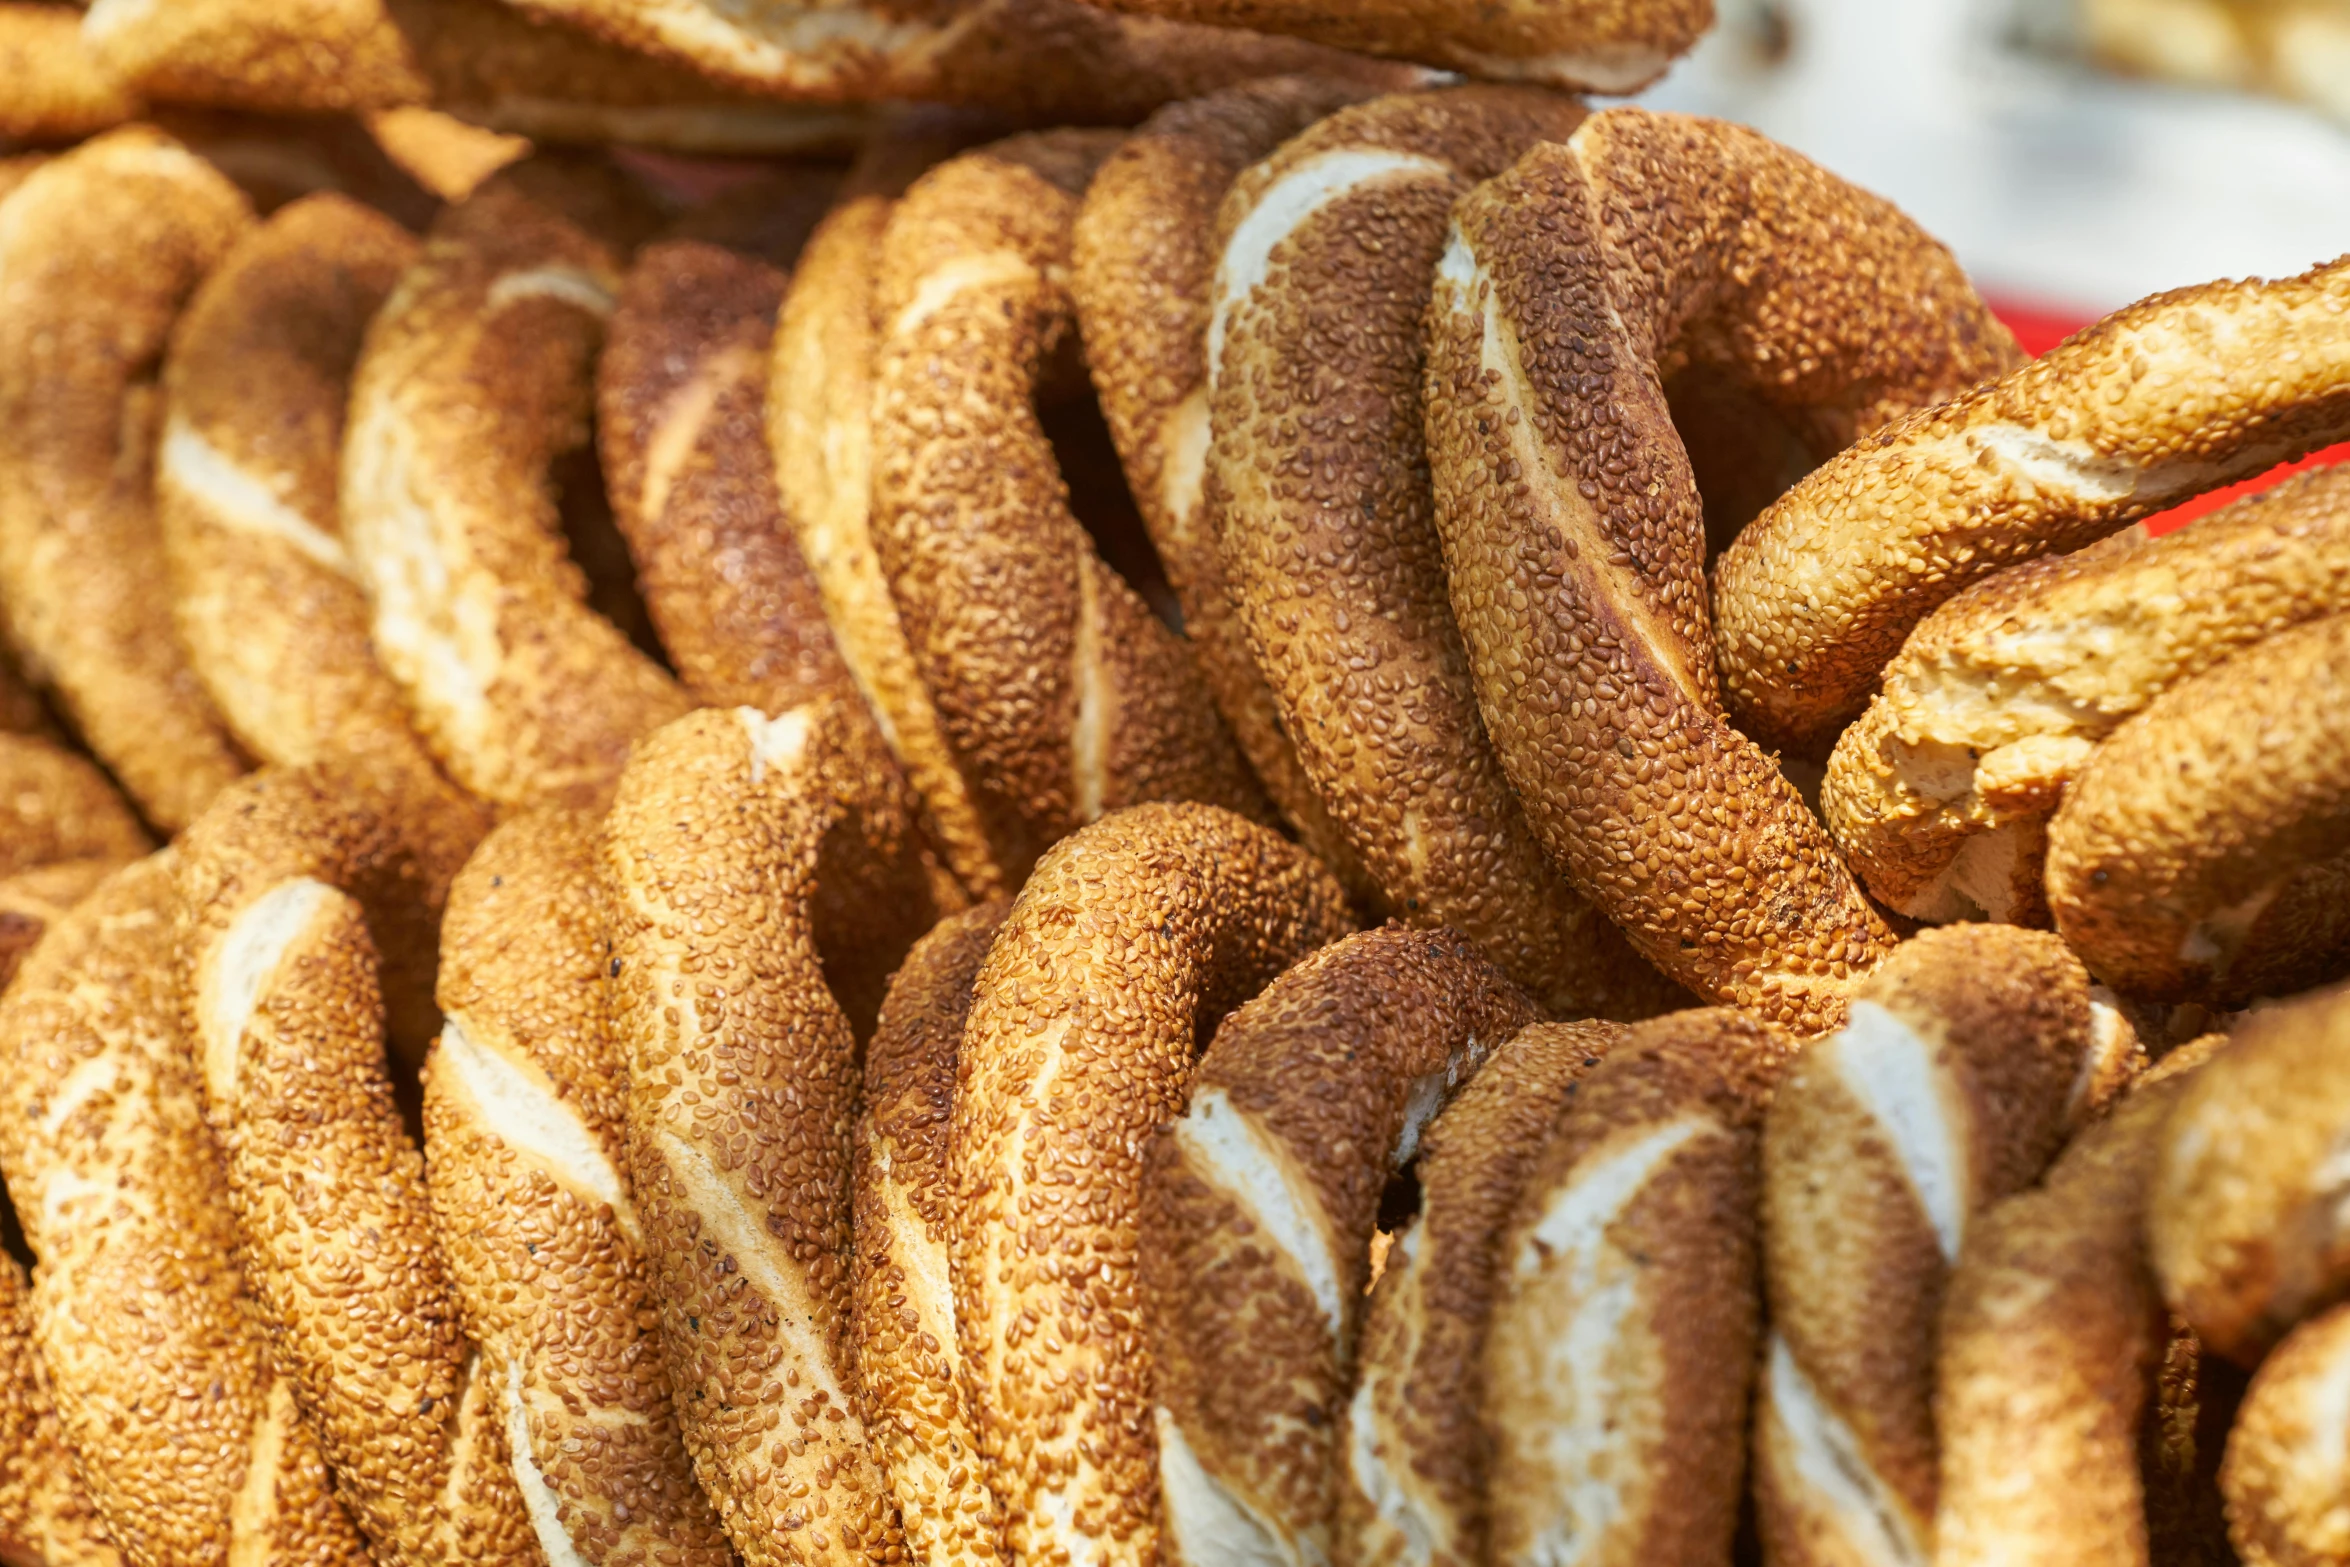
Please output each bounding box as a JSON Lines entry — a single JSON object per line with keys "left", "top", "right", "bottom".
{"left": 2, "top": 5, "right": 2349, "bottom": 1565}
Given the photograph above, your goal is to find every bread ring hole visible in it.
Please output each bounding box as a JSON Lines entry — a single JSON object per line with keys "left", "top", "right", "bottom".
{"left": 551, "top": 435, "right": 674, "bottom": 671}
{"left": 1663, "top": 364, "right": 1817, "bottom": 564}
{"left": 1371, "top": 1161, "right": 1424, "bottom": 1288}
{"left": 1036, "top": 367, "right": 1184, "bottom": 633}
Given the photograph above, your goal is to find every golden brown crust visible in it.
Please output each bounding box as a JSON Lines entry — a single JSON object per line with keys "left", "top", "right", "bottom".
{"left": 1825, "top": 463, "right": 2350, "bottom": 925}
{"left": 0, "top": 1254, "right": 124, "bottom": 1567}
{"left": 364, "top": 106, "right": 529, "bottom": 201}
{"left": 0, "top": 860, "right": 124, "bottom": 994}
{"left": 2221, "top": 1298, "right": 2350, "bottom": 1567}
{"left": 1140, "top": 925, "right": 1539, "bottom": 1565}
{"left": 604, "top": 702, "right": 952, "bottom": 1567}
{"left": 160, "top": 192, "right": 491, "bottom": 890}
{"left": 1717, "top": 256, "right": 2350, "bottom": 754}
{"left": 1755, "top": 925, "right": 2136, "bottom": 1567}
{"left": 0, "top": 852, "right": 370, "bottom": 1567}
{"left": 2048, "top": 614, "right": 2350, "bottom": 1004}
{"left": 1071, "top": 76, "right": 1389, "bottom": 909}
{"left": 1210, "top": 85, "right": 1686, "bottom": 1020}
{"left": 1425, "top": 108, "right": 2012, "bottom": 1028}
{"left": 853, "top": 898, "right": 1012, "bottom": 1567}
{"left": 0, "top": 4, "right": 140, "bottom": 143}
{"left": 0, "top": 736, "right": 149, "bottom": 881}
{"left": 423, "top": 809, "right": 734, "bottom": 1567}
{"left": 871, "top": 130, "right": 1269, "bottom": 886}
{"left": 343, "top": 156, "right": 691, "bottom": 812}
{"left": 951, "top": 802, "right": 1354, "bottom": 1567}
{"left": 0, "top": 127, "right": 255, "bottom": 833}
{"left": 176, "top": 767, "right": 534, "bottom": 1567}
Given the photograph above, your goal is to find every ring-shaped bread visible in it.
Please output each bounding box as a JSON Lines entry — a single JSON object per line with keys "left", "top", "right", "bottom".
{"left": 343, "top": 155, "right": 692, "bottom": 812}
{"left": 2221, "top": 1298, "right": 2350, "bottom": 1567}
{"left": 1824, "top": 463, "right": 2350, "bottom": 925}
{"left": 1753, "top": 925, "right": 2140, "bottom": 1567}
{"left": 159, "top": 191, "right": 490, "bottom": 887}
{"left": 1423, "top": 108, "right": 2021, "bottom": 1029}
{"left": 951, "top": 801, "right": 1354, "bottom": 1567}
{"left": 1933, "top": 1035, "right": 2228, "bottom": 1567}
{"left": 0, "top": 851, "right": 370, "bottom": 1565}
{"left": 2047, "top": 613, "right": 2350, "bottom": 1004}
{"left": 0, "top": 3, "right": 139, "bottom": 142}
{"left": 0, "top": 1253, "right": 123, "bottom": 1567}
{"left": 871, "top": 129, "right": 1267, "bottom": 885}
{"left": 1208, "top": 84, "right": 1680, "bottom": 1020}
{"left": 1716, "top": 255, "right": 2350, "bottom": 755}
{"left": 177, "top": 766, "right": 534, "bottom": 1567}
{"left": 0, "top": 127, "right": 255, "bottom": 833}
{"left": 1140, "top": 924, "right": 1539, "bottom": 1565}
{"left": 603, "top": 701, "right": 955, "bottom": 1567}
{"left": 1072, "top": 75, "right": 1387, "bottom": 908}
{"left": 0, "top": 735, "right": 150, "bottom": 880}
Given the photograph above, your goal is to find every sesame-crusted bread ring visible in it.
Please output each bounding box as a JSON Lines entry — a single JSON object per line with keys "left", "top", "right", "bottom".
{"left": 0, "top": 859, "right": 127, "bottom": 993}
{"left": 1481, "top": 1008, "right": 1797, "bottom": 1567}
{"left": 421, "top": 809, "right": 734, "bottom": 1567}
{"left": 1825, "top": 463, "right": 2350, "bottom": 926}
{"left": 1209, "top": 85, "right": 1683, "bottom": 1020}
{"left": 1933, "top": 1034, "right": 2228, "bottom": 1567}
{"left": 176, "top": 767, "right": 535, "bottom": 1567}
{"left": 2220, "top": 1298, "right": 2350, "bottom": 1567}
{"left": 344, "top": 156, "right": 693, "bottom": 812}
{"left": 1423, "top": 110, "right": 2021, "bottom": 1029}
{"left": 1071, "top": 76, "right": 1388, "bottom": 909}
{"left": 1068, "top": 0, "right": 1710, "bottom": 90}
{"left": 2148, "top": 983, "right": 2350, "bottom": 1367}
{"left": 159, "top": 193, "right": 491, "bottom": 887}
{"left": 0, "top": 851, "right": 371, "bottom": 1566}
{"left": 0, "top": 735, "right": 150, "bottom": 880}
{"left": 0, "top": 127, "right": 255, "bottom": 833}
{"left": 0, "top": 4, "right": 139, "bottom": 143}
{"left": 1717, "top": 256, "right": 2350, "bottom": 755}
{"left": 603, "top": 701, "right": 955, "bottom": 1567}
{"left": 852, "top": 897, "right": 1011, "bottom": 1567}
{"left": 2047, "top": 613, "right": 2350, "bottom": 1005}
{"left": 1753, "top": 925, "right": 2141, "bottom": 1567}
{"left": 1139, "top": 925, "right": 1539, "bottom": 1566}
{"left": 871, "top": 130, "right": 1269, "bottom": 885}
{"left": 951, "top": 802, "right": 1355, "bottom": 1567}
{"left": 1335, "top": 1018, "right": 1626, "bottom": 1567}
{"left": 0, "top": 1253, "right": 123, "bottom": 1567}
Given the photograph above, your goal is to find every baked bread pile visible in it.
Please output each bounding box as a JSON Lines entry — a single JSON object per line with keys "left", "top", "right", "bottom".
{"left": 0, "top": 5, "right": 2347, "bottom": 1565}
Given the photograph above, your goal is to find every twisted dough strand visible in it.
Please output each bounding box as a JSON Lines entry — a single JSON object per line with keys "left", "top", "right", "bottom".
{"left": 0, "top": 1254, "right": 122, "bottom": 1567}
{"left": 0, "top": 4, "right": 138, "bottom": 142}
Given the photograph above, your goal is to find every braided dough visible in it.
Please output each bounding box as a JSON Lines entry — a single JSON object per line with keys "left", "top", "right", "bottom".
{"left": 853, "top": 898, "right": 1011, "bottom": 1567}
{"left": 604, "top": 702, "right": 955, "bottom": 1567}
{"left": 1141, "top": 925, "right": 1539, "bottom": 1566}
{"left": 0, "top": 3, "right": 138, "bottom": 142}
{"left": 1717, "top": 255, "right": 2350, "bottom": 755}
{"left": 1754, "top": 925, "right": 2140, "bottom": 1567}
{"left": 2048, "top": 613, "right": 2350, "bottom": 1004}
{"left": 952, "top": 802, "right": 1353, "bottom": 1567}
{"left": 2223, "top": 1298, "right": 2350, "bottom": 1567}
{"left": 1210, "top": 85, "right": 1678, "bottom": 1020}
{"left": 872, "top": 130, "right": 1267, "bottom": 886}
{"left": 0, "top": 851, "right": 369, "bottom": 1566}
{"left": 0, "top": 735, "right": 149, "bottom": 880}
{"left": 344, "top": 156, "right": 691, "bottom": 811}
{"left": 0, "top": 127, "right": 254, "bottom": 833}
{"left": 177, "top": 767, "right": 533, "bottom": 1567}
{"left": 159, "top": 192, "right": 489, "bottom": 885}
{"left": 1826, "top": 463, "right": 2350, "bottom": 925}
{"left": 1424, "top": 109, "right": 2021, "bottom": 1029}
{"left": 0, "top": 1254, "right": 121, "bottom": 1567}
{"left": 422, "top": 809, "right": 732, "bottom": 1567}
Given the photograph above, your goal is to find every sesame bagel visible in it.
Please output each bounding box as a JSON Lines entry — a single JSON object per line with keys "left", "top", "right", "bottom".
{"left": 0, "top": 851, "right": 370, "bottom": 1566}
{"left": 871, "top": 130, "right": 1267, "bottom": 886}
{"left": 343, "top": 156, "right": 692, "bottom": 812}
{"left": 1335, "top": 1018, "right": 1627, "bottom": 1567}
{"left": 1933, "top": 1035, "right": 2228, "bottom": 1567}
{"left": 852, "top": 897, "right": 1012, "bottom": 1567}
{"left": 1423, "top": 109, "right": 2021, "bottom": 1029}
{"left": 0, "top": 859, "right": 128, "bottom": 992}
{"left": 1482, "top": 1008, "right": 1797, "bottom": 1567}
{"left": 422, "top": 808, "right": 733, "bottom": 1567}
{"left": 2148, "top": 983, "right": 2350, "bottom": 1367}
{"left": 952, "top": 802, "right": 1354, "bottom": 1567}
{"left": 1071, "top": 76, "right": 1387, "bottom": 908}
{"left": 1825, "top": 463, "right": 2350, "bottom": 925}
{"left": 1754, "top": 925, "right": 2141, "bottom": 1567}
{"left": 1068, "top": 0, "right": 1710, "bottom": 90}
{"left": 2221, "top": 1298, "right": 2350, "bottom": 1567}
{"left": 0, "top": 127, "right": 255, "bottom": 833}
{"left": 1140, "top": 925, "right": 1539, "bottom": 1566}
{"left": 177, "top": 766, "right": 534, "bottom": 1567}
{"left": 2047, "top": 613, "right": 2350, "bottom": 1004}
{"left": 1209, "top": 85, "right": 1682, "bottom": 1020}
{"left": 1717, "top": 255, "right": 2350, "bottom": 755}
{"left": 159, "top": 192, "right": 491, "bottom": 886}
{"left": 0, "top": 1254, "right": 123, "bottom": 1567}
{"left": 0, "top": 734, "right": 149, "bottom": 880}
{"left": 603, "top": 701, "right": 954, "bottom": 1567}
{"left": 0, "top": 3, "right": 139, "bottom": 143}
